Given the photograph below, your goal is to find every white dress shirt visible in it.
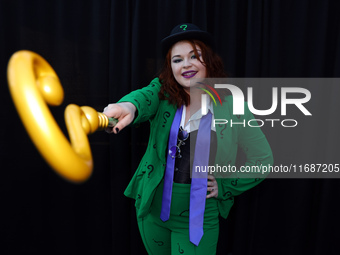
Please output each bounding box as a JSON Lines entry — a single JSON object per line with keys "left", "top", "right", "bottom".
{"left": 180, "top": 97, "right": 216, "bottom": 133}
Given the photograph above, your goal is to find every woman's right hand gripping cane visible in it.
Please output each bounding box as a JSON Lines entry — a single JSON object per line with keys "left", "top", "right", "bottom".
{"left": 103, "top": 102, "right": 136, "bottom": 134}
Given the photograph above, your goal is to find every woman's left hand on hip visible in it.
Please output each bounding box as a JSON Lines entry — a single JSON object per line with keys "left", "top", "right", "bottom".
{"left": 206, "top": 174, "right": 218, "bottom": 198}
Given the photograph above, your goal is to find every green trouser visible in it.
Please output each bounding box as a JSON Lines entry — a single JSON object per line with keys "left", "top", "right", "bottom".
{"left": 137, "top": 180, "right": 220, "bottom": 255}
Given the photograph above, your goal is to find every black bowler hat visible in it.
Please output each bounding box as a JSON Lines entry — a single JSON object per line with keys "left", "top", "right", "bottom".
{"left": 161, "top": 23, "right": 213, "bottom": 56}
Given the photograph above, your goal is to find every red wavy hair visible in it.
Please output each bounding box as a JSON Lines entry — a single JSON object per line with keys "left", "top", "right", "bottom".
{"left": 158, "top": 39, "right": 227, "bottom": 106}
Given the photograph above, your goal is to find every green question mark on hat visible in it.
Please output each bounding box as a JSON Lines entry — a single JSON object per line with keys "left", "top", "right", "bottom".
{"left": 180, "top": 24, "right": 187, "bottom": 31}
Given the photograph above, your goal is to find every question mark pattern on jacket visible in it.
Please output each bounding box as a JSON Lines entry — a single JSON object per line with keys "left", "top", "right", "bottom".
{"left": 147, "top": 164, "right": 154, "bottom": 178}
{"left": 177, "top": 243, "right": 184, "bottom": 254}
{"left": 133, "top": 99, "right": 140, "bottom": 109}
{"left": 153, "top": 239, "right": 164, "bottom": 246}
{"left": 218, "top": 124, "right": 227, "bottom": 139}
{"left": 162, "top": 111, "right": 171, "bottom": 127}
{"left": 223, "top": 191, "right": 233, "bottom": 200}
{"left": 231, "top": 179, "right": 239, "bottom": 186}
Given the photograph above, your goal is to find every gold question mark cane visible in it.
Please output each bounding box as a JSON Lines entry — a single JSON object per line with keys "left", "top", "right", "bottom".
{"left": 7, "top": 50, "right": 117, "bottom": 183}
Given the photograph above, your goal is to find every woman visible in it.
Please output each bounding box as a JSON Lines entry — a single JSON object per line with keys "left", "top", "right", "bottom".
{"left": 104, "top": 23, "right": 273, "bottom": 255}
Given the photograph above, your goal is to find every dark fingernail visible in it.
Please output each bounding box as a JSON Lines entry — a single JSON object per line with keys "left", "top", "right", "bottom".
{"left": 115, "top": 127, "right": 120, "bottom": 133}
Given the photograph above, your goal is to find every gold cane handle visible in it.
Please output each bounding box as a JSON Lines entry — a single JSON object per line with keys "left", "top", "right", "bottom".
{"left": 7, "top": 50, "right": 112, "bottom": 183}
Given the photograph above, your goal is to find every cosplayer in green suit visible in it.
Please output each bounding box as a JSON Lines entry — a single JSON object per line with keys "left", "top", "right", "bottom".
{"left": 105, "top": 23, "right": 273, "bottom": 254}
{"left": 116, "top": 77, "right": 273, "bottom": 255}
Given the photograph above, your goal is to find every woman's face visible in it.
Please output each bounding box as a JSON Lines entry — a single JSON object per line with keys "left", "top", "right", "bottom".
{"left": 170, "top": 40, "right": 207, "bottom": 93}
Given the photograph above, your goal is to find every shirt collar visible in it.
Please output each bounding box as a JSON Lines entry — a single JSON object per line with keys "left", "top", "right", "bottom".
{"left": 181, "top": 97, "right": 215, "bottom": 132}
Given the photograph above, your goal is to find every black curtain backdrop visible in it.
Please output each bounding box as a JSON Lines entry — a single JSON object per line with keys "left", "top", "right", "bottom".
{"left": 1, "top": 0, "right": 340, "bottom": 254}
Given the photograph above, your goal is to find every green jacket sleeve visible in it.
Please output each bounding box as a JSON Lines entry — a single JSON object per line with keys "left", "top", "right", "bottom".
{"left": 117, "top": 77, "right": 162, "bottom": 124}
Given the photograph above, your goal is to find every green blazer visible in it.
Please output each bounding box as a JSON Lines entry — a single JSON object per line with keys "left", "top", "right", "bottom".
{"left": 119, "top": 78, "right": 273, "bottom": 219}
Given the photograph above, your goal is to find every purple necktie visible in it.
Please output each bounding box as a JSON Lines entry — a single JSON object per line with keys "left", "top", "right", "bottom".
{"left": 160, "top": 106, "right": 183, "bottom": 221}
{"left": 160, "top": 105, "right": 212, "bottom": 247}
{"left": 190, "top": 111, "right": 211, "bottom": 246}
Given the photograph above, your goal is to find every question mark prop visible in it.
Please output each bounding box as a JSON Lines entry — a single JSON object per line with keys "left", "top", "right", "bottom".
{"left": 180, "top": 24, "right": 187, "bottom": 31}
{"left": 7, "top": 50, "right": 117, "bottom": 183}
